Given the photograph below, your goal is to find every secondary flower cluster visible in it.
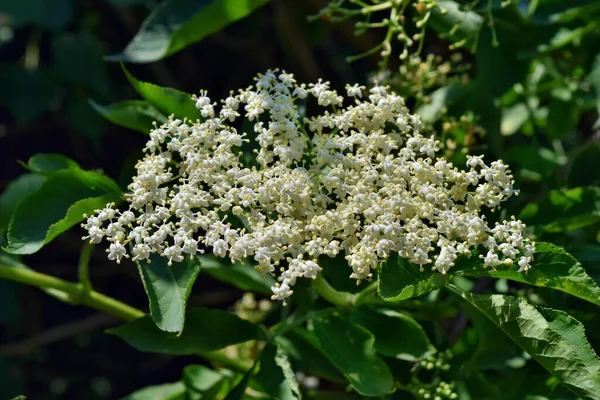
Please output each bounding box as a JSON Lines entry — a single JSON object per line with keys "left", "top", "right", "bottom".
{"left": 82, "top": 70, "right": 534, "bottom": 301}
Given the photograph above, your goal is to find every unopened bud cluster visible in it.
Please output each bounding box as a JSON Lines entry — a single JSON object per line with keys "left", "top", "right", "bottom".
{"left": 82, "top": 70, "right": 534, "bottom": 301}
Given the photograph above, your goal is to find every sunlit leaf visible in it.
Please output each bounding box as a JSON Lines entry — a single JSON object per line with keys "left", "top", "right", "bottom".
{"left": 107, "top": 0, "right": 270, "bottom": 63}
{"left": 6, "top": 169, "right": 121, "bottom": 254}
{"left": 121, "top": 64, "right": 199, "bottom": 121}
{"left": 89, "top": 99, "right": 166, "bottom": 133}
{"left": 451, "top": 288, "right": 600, "bottom": 398}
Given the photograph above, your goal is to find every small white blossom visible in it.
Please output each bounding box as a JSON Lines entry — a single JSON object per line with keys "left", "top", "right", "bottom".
{"left": 83, "top": 69, "right": 535, "bottom": 301}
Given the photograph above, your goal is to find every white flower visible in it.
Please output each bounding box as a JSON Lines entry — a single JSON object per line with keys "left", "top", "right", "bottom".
{"left": 83, "top": 69, "right": 534, "bottom": 301}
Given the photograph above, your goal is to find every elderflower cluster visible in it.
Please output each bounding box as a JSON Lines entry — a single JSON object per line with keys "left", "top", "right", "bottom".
{"left": 82, "top": 70, "right": 534, "bottom": 302}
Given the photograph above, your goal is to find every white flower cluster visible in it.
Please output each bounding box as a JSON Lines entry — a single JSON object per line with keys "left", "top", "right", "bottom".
{"left": 82, "top": 70, "right": 534, "bottom": 302}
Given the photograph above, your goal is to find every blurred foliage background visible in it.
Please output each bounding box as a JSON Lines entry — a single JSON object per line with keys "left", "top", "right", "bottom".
{"left": 1, "top": 0, "right": 600, "bottom": 398}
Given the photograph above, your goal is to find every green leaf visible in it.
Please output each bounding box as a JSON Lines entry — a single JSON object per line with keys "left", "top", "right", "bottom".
{"left": 0, "top": 174, "right": 46, "bottom": 233}
{"left": 121, "top": 64, "right": 199, "bottom": 121}
{"left": 546, "top": 97, "right": 579, "bottom": 139}
{"left": 25, "top": 153, "right": 80, "bottom": 175}
{"left": 137, "top": 254, "right": 201, "bottom": 333}
{"left": 183, "top": 365, "right": 229, "bottom": 399}
{"left": 450, "top": 288, "right": 600, "bottom": 398}
{"left": 223, "top": 363, "right": 257, "bottom": 400}
{"left": 568, "top": 143, "right": 600, "bottom": 187}
{"left": 460, "top": 242, "right": 600, "bottom": 307}
{"left": 428, "top": 0, "right": 483, "bottom": 48}
{"left": 197, "top": 255, "right": 275, "bottom": 294}
{"left": 416, "top": 84, "right": 467, "bottom": 123}
{"left": 519, "top": 186, "right": 600, "bottom": 232}
{"left": 500, "top": 103, "right": 529, "bottom": 136}
{"left": 378, "top": 255, "right": 438, "bottom": 302}
{"left": 107, "top": 0, "right": 270, "bottom": 63}
{"left": 6, "top": 169, "right": 121, "bottom": 255}
{"left": 348, "top": 308, "right": 435, "bottom": 361}
{"left": 89, "top": 99, "right": 167, "bottom": 133}
{"left": 120, "top": 381, "right": 186, "bottom": 400}
{"left": 312, "top": 313, "right": 393, "bottom": 396}
{"left": 255, "top": 343, "right": 301, "bottom": 400}
{"left": 276, "top": 328, "right": 345, "bottom": 384}
{"left": 107, "top": 307, "right": 263, "bottom": 354}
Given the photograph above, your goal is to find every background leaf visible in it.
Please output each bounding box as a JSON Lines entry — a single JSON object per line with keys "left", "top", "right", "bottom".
{"left": 183, "top": 365, "right": 229, "bottom": 399}
{"left": 120, "top": 381, "right": 186, "bottom": 400}
{"left": 24, "top": 153, "right": 80, "bottom": 175}
{"left": 121, "top": 64, "right": 199, "bottom": 121}
{"left": 312, "top": 313, "right": 393, "bottom": 396}
{"left": 349, "top": 307, "right": 435, "bottom": 361}
{"left": 137, "top": 254, "right": 201, "bottom": 333}
{"left": 107, "top": 0, "right": 270, "bottom": 63}
{"left": 0, "top": 174, "right": 46, "bottom": 235}
{"left": 107, "top": 307, "right": 263, "bottom": 355}
{"left": 452, "top": 289, "right": 600, "bottom": 398}
{"left": 89, "top": 99, "right": 167, "bottom": 134}
{"left": 519, "top": 186, "right": 600, "bottom": 232}
{"left": 197, "top": 255, "right": 275, "bottom": 294}
{"left": 6, "top": 169, "right": 121, "bottom": 254}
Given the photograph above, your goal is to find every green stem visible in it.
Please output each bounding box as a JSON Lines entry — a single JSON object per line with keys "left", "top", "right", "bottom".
{"left": 201, "top": 351, "right": 253, "bottom": 373}
{"left": 78, "top": 242, "right": 94, "bottom": 294}
{"left": 0, "top": 263, "right": 252, "bottom": 374}
{"left": 445, "top": 282, "right": 464, "bottom": 297}
{"left": 312, "top": 274, "right": 356, "bottom": 307}
{"left": 0, "top": 264, "right": 144, "bottom": 321}
{"left": 353, "top": 281, "right": 380, "bottom": 306}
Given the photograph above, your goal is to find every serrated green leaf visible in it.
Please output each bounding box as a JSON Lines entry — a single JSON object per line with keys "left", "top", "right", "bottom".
{"left": 349, "top": 307, "right": 435, "bottom": 361}
{"left": 24, "top": 153, "right": 80, "bottom": 175}
{"left": 137, "top": 253, "right": 201, "bottom": 333}
{"left": 121, "top": 64, "right": 199, "bottom": 121}
{"left": 197, "top": 255, "right": 274, "bottom": 294}
{"left": 0, "top": 174, "right": 46, "bottom": 233}
{"left": 519, "top": 186, "right": 600, "bottom": 232}
{"left": 312, "top": 313, "right": 393, "bottom": 396}
{"left": 107, "top": 0, "right": 270, "bottom": 63}
{"left": 378, "top": 255, "right": 438, "bottom": 302}
{"left": 107, "top": 307, "right": 263, "bottom": 354}
{"left": 459, "top": 242, "right": 600, "bottom": 307}
{"left": 120, "top": 381, "right": 186, "bottom": 400}
{"left": 450, "top": 288, "right": 600, "bottom": 398}
{"left": 89, "top": 99, "right": 167, "bottom": 133}
{"left": 255, "top": 343, "right": 301, "bottom": 400}
{"left": 6, "top": 169, "right": 121, "bottom": 255}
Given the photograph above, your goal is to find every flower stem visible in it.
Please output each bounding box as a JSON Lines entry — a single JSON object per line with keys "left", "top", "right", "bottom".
{"left": 0, "top": 263, "right": 144, "bottom": 321}
{"left": 312, "top": 274, "right": 356, "bottom": 307}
